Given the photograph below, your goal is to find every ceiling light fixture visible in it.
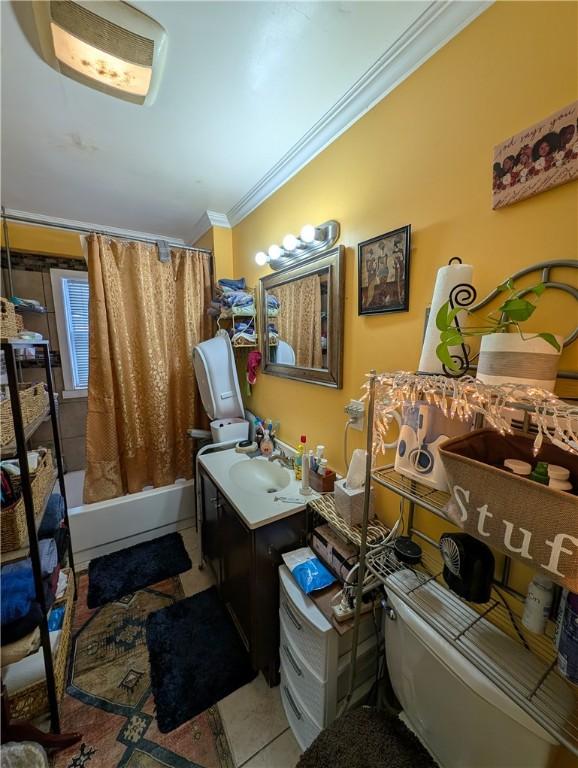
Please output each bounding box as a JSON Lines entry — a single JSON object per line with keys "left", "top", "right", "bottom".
{"left": 33, "top": 1, "right": 167, "bottom": 106}
{"left": 254, "top": 220, "right": 340, "bottom": 270}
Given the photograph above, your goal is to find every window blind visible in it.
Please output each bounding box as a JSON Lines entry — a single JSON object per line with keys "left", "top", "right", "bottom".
{"left": 63, "top": 278, "right": 89, "bottom": 389}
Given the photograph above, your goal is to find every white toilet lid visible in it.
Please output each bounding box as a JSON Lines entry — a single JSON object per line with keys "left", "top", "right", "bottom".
{"left": 193, "top": 334, "right": 244, "bottom": 421}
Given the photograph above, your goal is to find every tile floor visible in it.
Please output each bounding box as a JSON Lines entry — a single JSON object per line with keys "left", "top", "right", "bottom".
{"left": 179, "top": 526, "right": 302, "bottom": 768}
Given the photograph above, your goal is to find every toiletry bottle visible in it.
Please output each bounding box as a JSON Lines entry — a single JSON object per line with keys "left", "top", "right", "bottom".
{"left": 557, "top": 591, "right": 578, "bottom": 684}
{"left": 522, "top": 574, "right": 553, "bottom": 634}
{"left": 254, "top": 418, "right": 264, "bottom": 447}
{"left": 300, "top": 447, "right": 311, "bottom": 496}
{"left": 530, "top": 461, "right": 549, "bottom": 485}
{"left": 294, "top": 435, "right": 306, "bottom": 481}
{"left": 318, "top": 458, "right": 328, "bottom": 476}
{"left": 260, "top": 430, "right": 274, "bottom": 457}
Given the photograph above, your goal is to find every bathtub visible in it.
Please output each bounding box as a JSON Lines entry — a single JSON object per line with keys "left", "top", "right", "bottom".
{"left": 64, "top": 470, "right": 195, "bottom": 568}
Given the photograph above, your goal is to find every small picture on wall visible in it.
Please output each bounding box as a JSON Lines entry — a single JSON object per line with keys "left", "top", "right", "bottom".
{"left": 493, "top": 100, "right": 578, "bottom": 209}
{"left": 358, "top": 225, "right": 411, "bottom": 315}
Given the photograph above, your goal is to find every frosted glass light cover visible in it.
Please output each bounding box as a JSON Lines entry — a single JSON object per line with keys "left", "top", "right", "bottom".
{"left": 282, "top": 234, "right": 298, "bottom": 251}
{"left": 255, "top": 251, "right": 268, "bottom": 266}
{"left": 268, "top": 244, "right": 282, "bottom": 260}
{"left": 300, "top": 224, "right": 316, "bottom": 243}
{"left": 51, "top": 23, "right": 152, "bottom": 96}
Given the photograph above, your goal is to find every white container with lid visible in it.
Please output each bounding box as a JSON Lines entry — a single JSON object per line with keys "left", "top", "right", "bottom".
{"left": 504, "top": 459, "right": 532, "bottom": 476}
{"left": 548, "top": 464, "right": 570, "bottom": 481}
{"left": 522, "top": 574, "right": 554, "bottom": 634}
{"left": 549, "top": 478, "right": 573, "bottom": 492}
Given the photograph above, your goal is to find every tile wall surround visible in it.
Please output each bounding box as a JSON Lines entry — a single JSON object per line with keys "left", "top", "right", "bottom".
{"left": 1, "top": 250, "right": 88, "bottom": 471}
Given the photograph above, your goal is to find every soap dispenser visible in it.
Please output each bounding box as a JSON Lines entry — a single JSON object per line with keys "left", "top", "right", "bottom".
{"left": 294, "top": 435, "right": 306, "bottom": 481}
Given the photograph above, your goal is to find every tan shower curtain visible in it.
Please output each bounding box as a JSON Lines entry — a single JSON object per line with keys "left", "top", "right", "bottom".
{"left": 271, "top": 275, "right": 323, "bottom": 368}
{"left": 84, "top": 235, "right": 212, "bottom": 503}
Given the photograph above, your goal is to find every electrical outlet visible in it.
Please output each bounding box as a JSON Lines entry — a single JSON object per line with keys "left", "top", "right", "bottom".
{"left": 345, "top": 399, "right": 365, "bottom": 431}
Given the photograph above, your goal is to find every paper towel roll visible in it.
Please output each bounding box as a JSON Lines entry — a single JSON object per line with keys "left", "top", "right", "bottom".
{"left": 418, "top": 261, "right": 474, "bottom": 374}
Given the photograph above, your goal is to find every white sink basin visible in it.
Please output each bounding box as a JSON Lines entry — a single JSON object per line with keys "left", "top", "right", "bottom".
{"left": 229, "top": 459, "right": 291, "bottom": 495}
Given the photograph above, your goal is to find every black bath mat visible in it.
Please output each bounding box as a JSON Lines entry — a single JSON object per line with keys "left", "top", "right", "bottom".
{"left": 87, "top": 532, "right": 192, "bottom": 608}
{"left": 297, "top": 707, "right": 438, "bottom": 768}
{"left": 146, "top": 585, "right": 257, "bottom": 733}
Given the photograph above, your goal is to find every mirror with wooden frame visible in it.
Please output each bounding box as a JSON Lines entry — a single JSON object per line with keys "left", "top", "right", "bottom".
{"left": 258, "top": 245, "right": 344, "bottom": 388}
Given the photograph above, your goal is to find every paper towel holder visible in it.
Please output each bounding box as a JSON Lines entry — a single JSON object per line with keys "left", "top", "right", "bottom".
{"left": 442, "top": 257, "right": 478, "bottom": 377}
{"left": 418, "top": 257, "right": 477, "bottom": 379}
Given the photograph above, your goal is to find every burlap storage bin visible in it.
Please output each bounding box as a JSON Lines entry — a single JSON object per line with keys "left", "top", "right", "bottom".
{"left": 439, "top": 429, "right": 578, "bottom": 592}
{"left": 1, "top": 382, "right": 49, "bottom": 447}
{"left": 0, "top": 297, "right": 18, "bottom": 338}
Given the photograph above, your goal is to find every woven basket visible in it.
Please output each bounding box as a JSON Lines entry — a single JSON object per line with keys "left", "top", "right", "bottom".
{"left": 0, "top": 298, "right": 18, "bottom": 338}
{"left": 15, "top": 314, "right": 24, "bottom": 333}
{"left": 439, "top": 430, "right": 578, "bottom": 591}
{"left": 1, "top": 449, "right": 55, "bottom": 553}
{"left": 7, "top": 569, "right": 75, "bottom": 721}
{"left": 0, "top": 382, "right": 49, "bottom": 448}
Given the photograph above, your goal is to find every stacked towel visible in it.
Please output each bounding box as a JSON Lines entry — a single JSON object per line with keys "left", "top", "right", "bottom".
{"left": 207, "top": 277, "right": 281, "bottom": 320}
{"left": 1, "top": 560, "right": 36, "bottom": 626}
{"left": 39, "top": 539, "right": 58, "bottom": 577}
{"left": 38, "top": 494, "right": 65, "bottom": 538}
{"left": 1, "top": 541, "right": 61, "bottom": 645}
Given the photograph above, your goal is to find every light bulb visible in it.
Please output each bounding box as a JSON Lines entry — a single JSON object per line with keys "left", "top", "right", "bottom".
{"left": 300, "top": 224, "right": 316, "bottom": 243}
{"left": 255, "top": 251, "right": 268, "bottom": 266}
{"left": 268, "top": 244, "right": 282, "bottom": 260}
{"left": 282, "top": 233, "right": 298, "bottom": 251}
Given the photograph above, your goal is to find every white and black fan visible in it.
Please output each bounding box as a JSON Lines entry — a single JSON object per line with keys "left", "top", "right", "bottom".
{"left": 439, "top": 533, "right": 494, "bottom": 603}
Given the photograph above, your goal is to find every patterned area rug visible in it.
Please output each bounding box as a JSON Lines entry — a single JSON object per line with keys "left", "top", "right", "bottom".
{"left": 53, "top": 573, "right": 234, "bottom": 768}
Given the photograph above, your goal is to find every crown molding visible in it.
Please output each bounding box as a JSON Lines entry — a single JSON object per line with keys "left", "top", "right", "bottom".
{"left": 2, "top": 208, "right": 188, "bottom": 245}
{"left": 206, "top": 210, "right": 231, "bottom": 229}
{"left": 190, "top": 209, "right": 231, "bottom": 244}
{"left": 227, "top": 0, "right": 492, "bottom": 226}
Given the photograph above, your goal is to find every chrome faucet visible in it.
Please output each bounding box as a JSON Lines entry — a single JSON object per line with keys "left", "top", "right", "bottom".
{"left": 268, "top": 451, "right": 293, "bottom": 469}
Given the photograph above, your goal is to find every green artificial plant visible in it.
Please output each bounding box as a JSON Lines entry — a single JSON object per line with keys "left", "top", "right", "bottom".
{"left": 436, "top": 278, "right": 561, "bottom": 372}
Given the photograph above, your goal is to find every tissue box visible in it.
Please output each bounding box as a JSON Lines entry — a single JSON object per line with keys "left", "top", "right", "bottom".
{"left": 334, "top": 478, "right": 374, "bottom": 527}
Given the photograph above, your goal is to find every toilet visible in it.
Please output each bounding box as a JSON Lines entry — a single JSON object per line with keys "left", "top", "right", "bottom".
{"left": 384, "top": 571, "right": 571, "bottom": 768}
{"left": 193, "top": 333, "right": 250, "bottom": 443}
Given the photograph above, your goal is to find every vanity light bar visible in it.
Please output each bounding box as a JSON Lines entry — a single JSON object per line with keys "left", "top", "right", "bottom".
{"left": 254, "top": 220, "right": 340, "bottom": 270}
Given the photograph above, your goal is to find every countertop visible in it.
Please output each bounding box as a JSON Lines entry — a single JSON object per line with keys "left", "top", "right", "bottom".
{"left": 199, "top": 448, "right": 319, "bottom": 530}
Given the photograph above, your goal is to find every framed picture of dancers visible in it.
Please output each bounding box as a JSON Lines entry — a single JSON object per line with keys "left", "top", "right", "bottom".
{"left": 358, "top": 225, "right": 411, "bottom": 315}
{"left": 493, "top": 101, "right": 578, "bottom": 209}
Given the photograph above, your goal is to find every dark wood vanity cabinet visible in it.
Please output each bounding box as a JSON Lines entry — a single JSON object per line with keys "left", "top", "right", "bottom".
{"left": 199, "top": 468, "right": 306, "bottom": 686}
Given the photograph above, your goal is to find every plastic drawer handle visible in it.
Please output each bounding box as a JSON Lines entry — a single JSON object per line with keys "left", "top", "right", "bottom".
{"left": 283, "top": 644, "right": 303, "bottom": 676}
{"left": 284, "top": 685, "right": 302, "bottom": 720}
{"left": 282, "top": 601, "right": 302, "bottom": 631}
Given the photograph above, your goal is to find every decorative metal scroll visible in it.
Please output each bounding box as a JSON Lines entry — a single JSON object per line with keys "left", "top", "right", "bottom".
{"left": 441, "top": 258, "right": 578, "bottom": 378}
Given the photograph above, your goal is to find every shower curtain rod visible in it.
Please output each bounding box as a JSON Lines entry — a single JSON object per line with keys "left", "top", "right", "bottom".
{"left": 1, "top": 210, "right": 213, "bottom": 255}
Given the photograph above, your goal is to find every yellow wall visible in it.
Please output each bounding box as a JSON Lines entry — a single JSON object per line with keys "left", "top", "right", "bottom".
{"left": 194, "top": 225, "right": 234, "bottom": 281}
{"left": 233, "top": 0, "right": 578, "bottom": 479}
{"left": 1, "top": 222, "right": 84, "bottom": 258}
{"left": 193, "top": 228, "right": 214, "bottom": 253}
{"left": 232, "top": 6, "right": 578, "bottom": 704}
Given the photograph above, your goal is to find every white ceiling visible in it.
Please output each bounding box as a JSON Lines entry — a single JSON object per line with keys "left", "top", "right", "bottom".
{"left": 1, "top": 1, "right": 488, "bottom": 241}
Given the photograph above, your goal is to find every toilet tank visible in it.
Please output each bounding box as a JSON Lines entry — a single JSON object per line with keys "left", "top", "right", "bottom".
{"left": 384, "top": 571, "right": 570, "bottom": 768}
